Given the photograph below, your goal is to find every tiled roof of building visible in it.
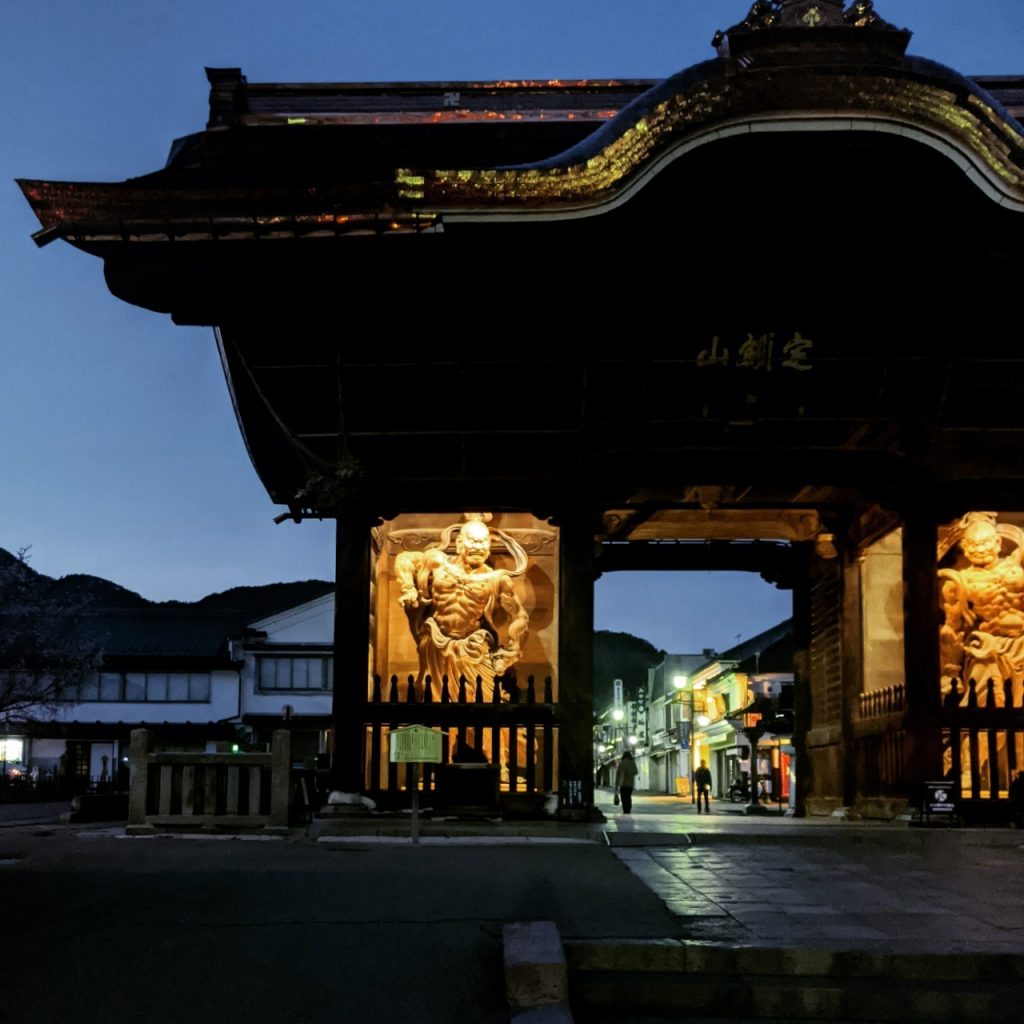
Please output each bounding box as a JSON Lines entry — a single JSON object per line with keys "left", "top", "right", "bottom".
{"left": 716, "top": 619, "right": 794, "bottom": 676}
{"left": 78, "top": 608, "right": 250, "bottom": 661}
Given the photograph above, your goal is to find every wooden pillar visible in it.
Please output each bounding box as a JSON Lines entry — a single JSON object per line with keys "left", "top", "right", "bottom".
{"left": 331, "top": 496, "right": 373, "bottom": 794}
{"left": 840, "top": 547, "right": 863, "bottom": 807}
{"left": 790, "top": 543, "right": 812, "bottom": 818}
{"left": 802, "top": 543, "right": 846, "bottom": 814}
{"left": 901, "top": 500, "right": 942, "bottom": 790}
{"left": 556, "top": 508, "right": 596, "bottom": 817}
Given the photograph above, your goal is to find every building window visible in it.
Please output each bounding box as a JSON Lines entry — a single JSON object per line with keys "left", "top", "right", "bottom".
{"left": 0, "top": 737, "right": 24, "bottom": 763}
{"left": 256, "top": 656, "right": 333, "bottom": 691}
{"left": 124, "top": 673, "right": 146, "bottom": 701}
{"left": 99, "top": 672, "right": 122, "bottom": 701}
{"left": 63, "top": 672, "right": 212, "bottom": 703}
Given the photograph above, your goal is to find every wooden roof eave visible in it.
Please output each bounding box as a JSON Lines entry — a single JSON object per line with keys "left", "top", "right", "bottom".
{"left": 18, "top": 54, "right": 1024, "bottom": 246}
{"left": 399, "top": 58, "right": 1024, "bottom": 221}
{"left": 16, "top": 178, "right": 438, "bottom": 249}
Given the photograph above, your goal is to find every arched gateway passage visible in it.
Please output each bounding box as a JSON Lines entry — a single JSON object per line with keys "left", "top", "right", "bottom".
{"left": 19, "top": 1, "right": 1024, "bottom": 819}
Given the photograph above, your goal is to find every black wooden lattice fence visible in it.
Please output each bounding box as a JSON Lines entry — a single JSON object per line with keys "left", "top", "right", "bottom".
{"left": 363, "top": 673, "right": 558, "bottom": 803}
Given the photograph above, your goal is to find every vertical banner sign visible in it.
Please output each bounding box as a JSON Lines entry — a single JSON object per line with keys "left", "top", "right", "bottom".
{"left": 679, "top": 721, "right": 691, "bottom": 751}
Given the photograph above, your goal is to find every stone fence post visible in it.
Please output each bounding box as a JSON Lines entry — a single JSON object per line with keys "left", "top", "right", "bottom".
{"left": 268, "top": 730, "right": 291, "bottom": 829}
{"left": 127, "top": 728, "right": 151, "bottom": 827}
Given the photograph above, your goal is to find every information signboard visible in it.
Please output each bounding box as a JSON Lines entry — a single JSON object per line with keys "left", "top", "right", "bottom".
{"left": 922, "top": 780, "right": 957, "bottom": 825}
{"left": 389, "top": 725, "right": 442, "bottom": 764}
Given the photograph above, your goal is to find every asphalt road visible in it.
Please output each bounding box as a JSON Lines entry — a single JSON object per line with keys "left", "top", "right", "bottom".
{"left": 0, "top": 828, "right": 682, "bottom": 1024}
{"left": 0, "top": 798, "right": 66, "bottom": 826}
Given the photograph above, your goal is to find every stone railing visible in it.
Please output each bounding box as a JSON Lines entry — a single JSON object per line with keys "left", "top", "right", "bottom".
{"left": 127, "top": 728, "right": 290, "bottom": 834}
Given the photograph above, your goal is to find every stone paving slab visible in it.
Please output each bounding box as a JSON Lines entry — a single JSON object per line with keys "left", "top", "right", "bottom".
{"left": 607, "top": 835, "right": 1024, "bottom": 953}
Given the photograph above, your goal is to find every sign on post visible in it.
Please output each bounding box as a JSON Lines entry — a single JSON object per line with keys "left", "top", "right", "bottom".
{"left": 389, "top": 725, "right": 443, "bottom": 764}
{"left": 388, "top": 726, "right": 442, "bottom": 845}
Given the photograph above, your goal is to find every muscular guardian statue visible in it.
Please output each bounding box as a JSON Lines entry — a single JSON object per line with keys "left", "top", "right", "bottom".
{"left": 939, "top": 511, "right": 1024, "bottom": 706}
{"left": 395, "top": 516, "right": 529, "bottom": 703}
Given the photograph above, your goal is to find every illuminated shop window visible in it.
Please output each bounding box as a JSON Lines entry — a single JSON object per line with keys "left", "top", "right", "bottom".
{"left": 0, "top": 737, "right": 24, "bottom": 763}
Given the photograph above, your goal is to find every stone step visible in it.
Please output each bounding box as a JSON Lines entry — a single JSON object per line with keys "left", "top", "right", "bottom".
{"left": 506, "top": 921, "right": 573, "bottom": 1022}
{"left": 565, "top": 941, "right": 1024, "bottom": 1023}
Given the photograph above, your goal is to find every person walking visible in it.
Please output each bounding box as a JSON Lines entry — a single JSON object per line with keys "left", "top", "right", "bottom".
{"left": 694, "top": 759, "right": 712, "bottom": 813}
{"left": 615, "top": 751, "right": 638, "bottom": 813}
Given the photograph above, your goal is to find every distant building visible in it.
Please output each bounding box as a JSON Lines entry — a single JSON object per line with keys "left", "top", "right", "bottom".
{"left": 2, "top": 596, "right": 336, "bottom": 792}
{"left": 639, "top": 622, "right": 794, "bottom": 805}
{"left": 640, "top": 653, "right": 709, "bottom": 794}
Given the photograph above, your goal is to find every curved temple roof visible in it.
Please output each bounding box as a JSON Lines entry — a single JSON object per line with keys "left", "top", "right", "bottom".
{"left": 19, "top": 0, "right": 1024, "bottom": 247}
{"left": 403, "top": 55, "right": 1024, "bottom": 217}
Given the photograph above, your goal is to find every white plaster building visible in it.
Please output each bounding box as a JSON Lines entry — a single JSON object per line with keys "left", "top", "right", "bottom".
{"left": 3, "top": 593, "right": 335, "bottom": 792}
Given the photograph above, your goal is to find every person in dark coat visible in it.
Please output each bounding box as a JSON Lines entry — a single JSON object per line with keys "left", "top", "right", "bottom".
{"left": 694, "top": 759, "right": 713, "bottom": 813}
{"left": 615, "top": 751, "right": 638, "bottom": 813}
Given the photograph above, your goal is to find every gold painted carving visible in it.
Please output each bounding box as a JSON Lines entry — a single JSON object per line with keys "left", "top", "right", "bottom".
{"left": 938, "top": 512, "right": 1024, "bottom": 706}
{"left": 742, "top": 2, "right": 781, "bottom": 31}
{"left": 844, "top": 1, "right": 883, "bottom": 28}
{"left": 388, "top": 524, "right": 555, "bottom": 555}
{"left": 394, "top": 514, "right": 530, "bottom": 704}
{"left": 397, "top": 75, "right": 1024, "bottom": 208}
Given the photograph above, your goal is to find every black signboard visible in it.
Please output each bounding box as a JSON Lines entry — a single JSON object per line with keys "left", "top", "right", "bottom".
{"left": 921, "top": 780, "right": 957, "bottom": 824}
{"left": 561, "top": 778, "right": 585, "bottom": 808}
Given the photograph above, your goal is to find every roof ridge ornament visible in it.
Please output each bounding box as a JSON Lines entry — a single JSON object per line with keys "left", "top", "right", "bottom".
{"left": 713, "top": 1, "right": 909, "bottom": 62}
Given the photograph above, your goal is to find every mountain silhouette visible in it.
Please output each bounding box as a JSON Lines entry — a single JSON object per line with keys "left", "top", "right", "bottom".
{"left": 0, "top": 548, "right": 332, "bottom": 620}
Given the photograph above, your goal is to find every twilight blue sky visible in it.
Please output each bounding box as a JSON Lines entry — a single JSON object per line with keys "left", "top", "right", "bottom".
{"left": 3, "top": 1, "right": 1022, "bottom": 652}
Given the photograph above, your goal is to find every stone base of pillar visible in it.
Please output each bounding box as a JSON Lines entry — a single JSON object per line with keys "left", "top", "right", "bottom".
{"left": 557, "top": 805, "right": 604, "bottom": 823}
{"left": 830, "top": 805, "right": 862, "bottom": 821}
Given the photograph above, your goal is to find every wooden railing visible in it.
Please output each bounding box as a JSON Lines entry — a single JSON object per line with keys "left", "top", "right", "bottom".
{"left": 855, "top": 676, "right": 1023, "bottom": 814}
{"left": 946, "top": 675, "right": 1022, "bottom": 709}
{"left": 855, "top": 729, "right": 907, "bottom": 797}
{"left": 942, "top": 674, "right": 1024, "bottom": 809}
{"left": 127, "top": 728, "right": 290, "bottom": 832}
{"left": 363, "top": 674, "right": 559, "bottom": 805}
{"left": 858, "top": 684, "right": 906, "bottom": 720}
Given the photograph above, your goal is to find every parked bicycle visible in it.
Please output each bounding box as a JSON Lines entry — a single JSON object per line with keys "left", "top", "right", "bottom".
{"left": 726, "top": 779, "right": 750, "bottom": 803}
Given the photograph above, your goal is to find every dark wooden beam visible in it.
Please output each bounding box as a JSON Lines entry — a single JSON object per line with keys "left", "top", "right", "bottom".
{"left": 597, "top": 539, "right": 794, "bottom": 587}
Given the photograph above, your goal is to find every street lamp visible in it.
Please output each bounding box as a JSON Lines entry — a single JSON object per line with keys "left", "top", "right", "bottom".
{"left": 610, "top": 706, "right": 626, "bottom": 758}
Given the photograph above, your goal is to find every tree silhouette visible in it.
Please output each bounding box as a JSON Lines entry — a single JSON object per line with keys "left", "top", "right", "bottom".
{"left": 0, "top": 549, "right": 102, "bottom": 719}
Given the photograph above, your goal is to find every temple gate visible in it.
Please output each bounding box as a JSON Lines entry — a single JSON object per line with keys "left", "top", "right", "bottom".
{"left": 20, "top": 0, "right": 1024, "bottom": 818}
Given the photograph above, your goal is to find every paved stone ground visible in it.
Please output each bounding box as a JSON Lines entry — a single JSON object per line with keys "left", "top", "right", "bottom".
{"left": 596, "top": 789, "right": 1024, "bottom": 954}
